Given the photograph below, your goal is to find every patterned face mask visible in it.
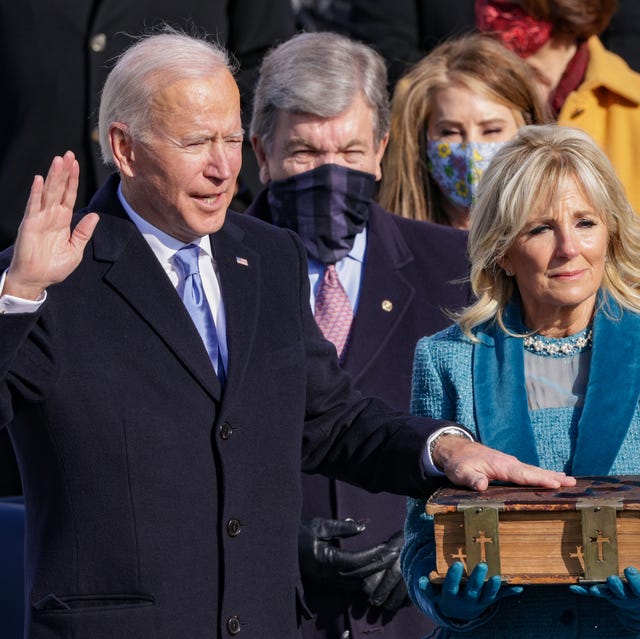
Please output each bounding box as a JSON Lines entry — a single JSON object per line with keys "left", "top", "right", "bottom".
{"left": 267, "top": 163, "right": 376, "bottom": 264}
{"left": 426, "top": 140, "right": 505, "bottom": 210}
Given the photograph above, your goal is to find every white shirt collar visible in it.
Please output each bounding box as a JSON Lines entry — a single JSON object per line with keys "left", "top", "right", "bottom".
{"left": 117, "top": 182, "right": 213, "bottom": 263}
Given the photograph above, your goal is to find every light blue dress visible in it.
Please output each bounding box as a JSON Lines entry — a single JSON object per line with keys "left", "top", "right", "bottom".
{"left": 402, "top": 296, "right": 640, "bottom": 638}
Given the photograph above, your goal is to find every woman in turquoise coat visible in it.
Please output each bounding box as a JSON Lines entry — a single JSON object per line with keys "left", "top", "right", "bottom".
{"left": 402, "top": 124, "right": 640, "bottom": 638}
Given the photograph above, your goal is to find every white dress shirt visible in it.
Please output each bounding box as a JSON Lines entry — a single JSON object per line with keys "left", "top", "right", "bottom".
{"left": 0, "top": 183, "right": 228, "bottom": 372}
{"left": 117, "top": 185, "right": 228, "bottom": 371}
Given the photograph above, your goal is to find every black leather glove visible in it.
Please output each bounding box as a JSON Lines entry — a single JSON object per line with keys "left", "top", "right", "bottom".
{"left": 360, "top": 531, "right": 409, "bottom": 612}
{"left": 299, "top": 517, "right": 398, "bottom": 587}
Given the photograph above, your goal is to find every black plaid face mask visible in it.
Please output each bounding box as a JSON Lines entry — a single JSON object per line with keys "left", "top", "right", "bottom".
{"left": 267, "top": 163, "right": 376, "bottom": 264}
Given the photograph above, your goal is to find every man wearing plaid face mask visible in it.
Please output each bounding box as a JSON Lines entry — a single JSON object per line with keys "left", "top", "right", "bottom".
{"left": 247, "top": 31, "right": 472, "bottom": 639}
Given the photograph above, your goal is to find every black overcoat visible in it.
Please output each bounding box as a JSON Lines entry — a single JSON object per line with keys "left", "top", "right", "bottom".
{"left": 0, "top": 177, "right": 443, "bottom": 639}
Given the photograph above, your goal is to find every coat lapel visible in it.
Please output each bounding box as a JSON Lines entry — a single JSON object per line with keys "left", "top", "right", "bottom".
{"left": 473, "top": 305, "right": 540, "bottom": 466}
{"left": 88, "top": 177, "right": 222, "bottom": 400}
{"left": 211, "top": 217, "right": 260, "bottom": 404}
{"left": 343, "top": 205, "right": 415, "bottom": 384}
{"left": 571, "top": 298, "right": 640, "bottom": 474}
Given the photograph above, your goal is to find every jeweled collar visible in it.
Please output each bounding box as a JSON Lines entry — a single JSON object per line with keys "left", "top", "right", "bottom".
{"left": 523, "top": 325, "right": 593, "bottom": 357}
{"left": 473, "top": 292, "right": 640, "bottom": 474}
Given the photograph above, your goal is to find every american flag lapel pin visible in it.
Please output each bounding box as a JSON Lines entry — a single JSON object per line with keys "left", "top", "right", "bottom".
{"left": 236, "top": 256, "right": 249, "bottom": 267}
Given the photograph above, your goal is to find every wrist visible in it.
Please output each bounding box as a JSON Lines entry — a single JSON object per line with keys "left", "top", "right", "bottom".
{"left": 429, "top": 427, "right": 473, "bottom": 472}
{"left": 3, "top": 270, "right": 46, "bottom": 301}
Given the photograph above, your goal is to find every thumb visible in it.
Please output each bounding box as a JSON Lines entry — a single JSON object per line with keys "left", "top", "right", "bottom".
{"left": 470, "top": 475, "right": 489, "bottom": 492}
{"left": 70, "top": 213, "right": 100, "bottom": 249}
{"left": 448, "top": 467, "right": 489, "bottom": 491}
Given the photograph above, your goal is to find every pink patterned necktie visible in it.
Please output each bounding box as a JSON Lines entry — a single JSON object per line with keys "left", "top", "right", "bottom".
{"left": 314, "top": 264, "right": 353, "bottom": 360}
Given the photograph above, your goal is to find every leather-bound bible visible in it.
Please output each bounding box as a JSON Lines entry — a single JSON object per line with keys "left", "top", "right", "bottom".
{"left": 426, "top": 476, "right": 640, "bottom": 584}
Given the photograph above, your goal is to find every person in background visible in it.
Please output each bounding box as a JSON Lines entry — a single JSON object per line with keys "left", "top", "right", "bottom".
{"left": 377, "top": 34, "right": 548, "bottom": 229}
{"left": 476, "top": 0, "right": 640, "bottom": 212}
{"left": 290, "top": 0, "right": 476, "bottom": 90}
{"left": 292, "top": 0, "right": 640, "bottom": 77}
{"left": 0, "top": 30, "right": 574, "bottom": 639}
{"left": 403, "top": 124, "right": 640, "bottom": 637}
{"left": 248, "top": 31, "right": 471, "bottom": 639}
{"left": 601, "top": 0, "right": 640, "bottom": 73}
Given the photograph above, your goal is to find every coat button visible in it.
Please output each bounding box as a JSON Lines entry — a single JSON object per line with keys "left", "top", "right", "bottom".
{"left": 219, "top": 422, "right": 233, "bottom": 440}
{"left": 89, "top": 33, "right": 107, "bottom": 52}
{"left": 227, "top": 615, "right": 241, "bottom": 635}
{"left": 227, "top": 518, "right": 242, "bottom": 537}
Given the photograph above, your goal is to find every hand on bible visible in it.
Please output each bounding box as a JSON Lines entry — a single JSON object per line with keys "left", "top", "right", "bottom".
{"left": 423, "top": 561, "right": 522, "bottom": 622}
{"left": 570, "top": 565, "right": 640, "bottom": 632}
{"left": 431, "top": 437, "right": 577, "bottom": 492}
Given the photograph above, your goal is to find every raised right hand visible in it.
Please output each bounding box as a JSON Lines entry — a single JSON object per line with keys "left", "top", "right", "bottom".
{"left": 4, "top": 151, "right": 99, "bottom": 300}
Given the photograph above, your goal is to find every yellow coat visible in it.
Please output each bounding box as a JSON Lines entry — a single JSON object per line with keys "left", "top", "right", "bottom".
{"left": 559, "top": 37, "right": 640, "bottom": 212}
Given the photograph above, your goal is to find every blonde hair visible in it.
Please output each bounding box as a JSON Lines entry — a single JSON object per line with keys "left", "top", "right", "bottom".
{"left": 378, "top": 34, "right": 548, "bottom": 225}
{"left": 458, "top": 124, "right": 640, "bottom": 338}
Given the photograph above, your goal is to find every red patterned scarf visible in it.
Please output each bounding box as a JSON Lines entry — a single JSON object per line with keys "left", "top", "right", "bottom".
{"left": 475, "top": 0, "right": 553, "bottom": 57}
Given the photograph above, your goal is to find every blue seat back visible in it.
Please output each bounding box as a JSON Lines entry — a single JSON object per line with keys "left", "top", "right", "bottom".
{"left": 0, "top": 498, "right": 25, "bottom": 639}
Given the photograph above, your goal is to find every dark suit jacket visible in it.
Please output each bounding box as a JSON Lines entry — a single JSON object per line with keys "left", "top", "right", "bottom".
{"left": 247, "top": 192, "right": 471, "bottom": 639}
{"left": 0, "top": 176, "right": 445, "bottom": 639}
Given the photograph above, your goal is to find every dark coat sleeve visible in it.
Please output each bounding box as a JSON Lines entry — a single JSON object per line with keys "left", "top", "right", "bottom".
{"left": 278, "top": 229, "right": 446, "bottom": 497}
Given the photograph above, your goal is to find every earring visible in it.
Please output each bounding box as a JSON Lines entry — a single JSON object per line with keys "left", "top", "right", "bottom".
{"left": 504, "top": 268, "right": 513, "bottom": 277}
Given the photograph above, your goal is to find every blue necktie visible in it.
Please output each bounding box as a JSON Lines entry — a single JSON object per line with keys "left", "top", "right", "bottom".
{"left": 173, "top": 244, "right": 226, "bottom": 386}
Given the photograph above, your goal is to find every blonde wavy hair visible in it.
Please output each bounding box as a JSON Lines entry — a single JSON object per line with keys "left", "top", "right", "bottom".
{"left": 458, "top": 124, "right": 640, "bottom": 339}
{"left": 378, "top": 34, "right": 548, "bottom": 225}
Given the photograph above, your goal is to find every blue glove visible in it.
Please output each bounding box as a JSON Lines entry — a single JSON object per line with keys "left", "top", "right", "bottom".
{"left": 570, "top": 566, "right": 640, "bottom": 632}
{"left": 420, "top": 561, "right": 523, "bottom": 623}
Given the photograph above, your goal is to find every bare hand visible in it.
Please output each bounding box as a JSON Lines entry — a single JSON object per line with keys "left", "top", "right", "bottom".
{"left": 433, "top": 437, "right": 576, "bottom": 491}
{"left": 4, "top": 151, "right": 99, "bottom": 300}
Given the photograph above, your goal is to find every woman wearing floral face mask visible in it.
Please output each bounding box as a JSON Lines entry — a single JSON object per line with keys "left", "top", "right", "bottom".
{"left": 378, "top": 33, "right": 549, "bottom": 229}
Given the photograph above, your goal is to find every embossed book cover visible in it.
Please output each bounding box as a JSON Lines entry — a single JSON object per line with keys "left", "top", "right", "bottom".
{"left": 426, "top": 476, "right": 640, "bottom": 584}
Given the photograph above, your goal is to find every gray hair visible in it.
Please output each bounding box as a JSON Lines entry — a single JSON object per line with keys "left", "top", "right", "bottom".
{"left": 250, "top": 31, "right": 390, "bottom": 149}
{"left": 99, "top": 29, "right": 235, "bottom": 166}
